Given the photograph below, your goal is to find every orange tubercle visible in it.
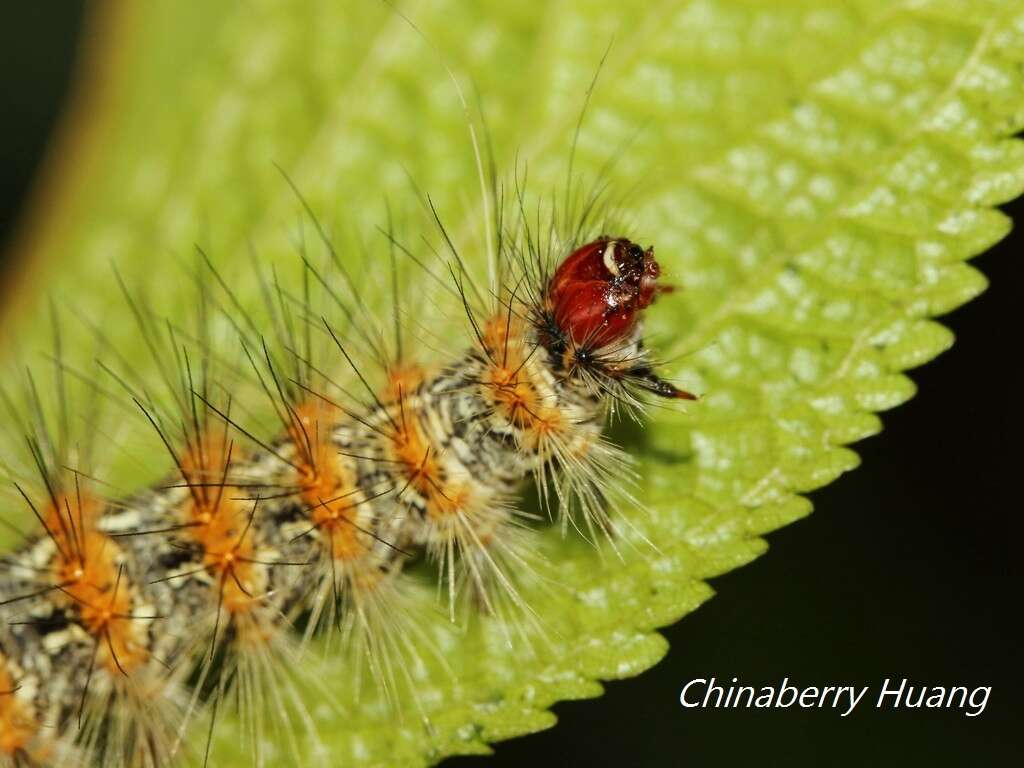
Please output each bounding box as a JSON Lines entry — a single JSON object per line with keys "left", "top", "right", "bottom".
{"left": 201, "top": 516, "right": 260, "bottom": 614}
{"left": 481, "top": 313, "right": 566, "bottom": 433}
{"left": 482, "top": 315, "right": 526, "bottom": 359}
{"left": 47, "top": 510, "right": 148, "bottom": 675}
{"left": 42, "top": 492, "right": 101, "bottom": 554}
{"left": 177, "top": 431, "right": 264, "bottom": 614}
{"left": 426, "top": 483, "right": 472, "bottom": 520}
{"left": 286, "top": 399, "right": 370, "bottom": 562}
{"left": 382, "top": 365, "right": 425, "bottom": 404}
{"left": 0, "top": 658, "right": 36, "bottom": 756}
{"left": 310, "top": 496, "right": 368, "bottom": 560}
{"left": 391, "top": 417, "right": 441, "bottom": 498}
{"left": 288, "top": 400, "right": 345, "bottom": 504}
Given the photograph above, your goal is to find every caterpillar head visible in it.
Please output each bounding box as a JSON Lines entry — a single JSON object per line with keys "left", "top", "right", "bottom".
{"left": 544, "top": 236, "right": 696, "bottom": 401}
{"left": 548, "top": 237, "right": 661, "bottom": 348}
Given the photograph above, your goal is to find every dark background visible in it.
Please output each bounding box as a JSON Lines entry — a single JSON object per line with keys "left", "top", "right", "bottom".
{"left": 2, "top": 5, "right": 1019, "bottom": 766}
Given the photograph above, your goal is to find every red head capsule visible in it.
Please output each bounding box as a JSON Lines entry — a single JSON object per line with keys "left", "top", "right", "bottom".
{"left": 548, "top": 237, "right": 661, "bottom": 347}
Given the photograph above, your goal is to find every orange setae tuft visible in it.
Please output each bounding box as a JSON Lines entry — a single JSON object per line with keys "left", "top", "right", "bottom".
{"left": 46, "top": 496, "right": 148, "bottom": 675}
{"left": 0, "top": 657, "right": 36, "bottom": 756}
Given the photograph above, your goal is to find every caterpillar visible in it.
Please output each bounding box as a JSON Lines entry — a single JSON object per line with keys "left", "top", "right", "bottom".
{"left": 0, "top": 160, "right": 695, "bottom": 765}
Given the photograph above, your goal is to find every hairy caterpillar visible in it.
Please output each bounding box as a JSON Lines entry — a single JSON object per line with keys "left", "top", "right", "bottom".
{"left": 0, "top": 131, "right": 697, "bottom": 767}
{"left": 12, "top": 0, "right": 1019, "bottom": 765}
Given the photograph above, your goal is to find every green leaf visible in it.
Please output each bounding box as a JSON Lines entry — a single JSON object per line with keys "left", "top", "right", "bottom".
{"left": 3, "top": 1, "right": 1023, "bottom": 765}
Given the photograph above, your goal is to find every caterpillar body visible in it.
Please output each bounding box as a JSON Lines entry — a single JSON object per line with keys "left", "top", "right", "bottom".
{"left": 0, "top": 219, "right": 694, "bottom": 766}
